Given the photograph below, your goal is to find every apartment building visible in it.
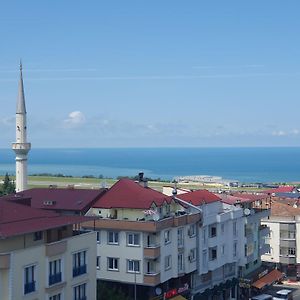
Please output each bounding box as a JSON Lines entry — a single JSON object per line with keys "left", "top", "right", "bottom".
{"left": 0, "top": 198, "right": 96, "bottom": 300}
{"left": 84, "top": 178, "right": 201, "bottom": 300}
{"left": 262, "top": 201, "right": 300, "bottom": 279}
{"left": 163, "top": 188, "right": 271, "bottom": 299}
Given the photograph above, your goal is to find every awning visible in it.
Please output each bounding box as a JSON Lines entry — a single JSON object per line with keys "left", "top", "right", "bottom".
{"left": 172, "top": 296, "right": 187, "bottom": 300}
{"left": 252, "top": 269, "right": 283, "bottom": 289}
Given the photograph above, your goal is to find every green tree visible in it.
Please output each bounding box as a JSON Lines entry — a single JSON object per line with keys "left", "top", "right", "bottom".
{"left": 0, "top": 173, "right": 15, "bottom": 195}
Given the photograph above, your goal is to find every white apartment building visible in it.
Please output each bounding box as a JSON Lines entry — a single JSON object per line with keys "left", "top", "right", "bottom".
{"left": 262, "top": 201, "right": 300, "bottom": 279}
{"left": 0, "top": 199, "right": 96, "bottom": 300}
{"left": 163, "top": 188, "right": 270, "bottom": 300}
{"left": 84, "top": 178, "right": 201, "bottom": 300}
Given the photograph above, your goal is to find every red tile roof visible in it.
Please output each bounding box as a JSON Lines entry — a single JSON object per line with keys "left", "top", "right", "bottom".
{"left": 264, "top": 186, "right": 295, "bottom": 194}
{"left": 252, "top": 269, "right": 283, "bottom": 289}
{"left": 0, "top": 200, "right": 92, "bottom": 238}
{"left": 270, "top": 202, "right": 300, "bottom": 217}
{"left": 231, "top": 193, "right": 269, "bottom": 202}
{"left": 93, "top": 179, "right": 171, "bottom": 209}
{"left": 8, "top": 188, "right": 106, "bottom": 212}
{"left": 175, "top": 190, "right": 221, "bottom": 205}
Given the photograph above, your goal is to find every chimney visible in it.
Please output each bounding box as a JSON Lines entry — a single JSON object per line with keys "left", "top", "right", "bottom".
{"left": 138, "top": 172, "right": 148, "bottom": 188}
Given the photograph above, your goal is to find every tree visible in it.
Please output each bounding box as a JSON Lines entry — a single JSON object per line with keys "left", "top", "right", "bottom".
{"left": 0, "top": 173, "right": 15, "bottom": 195}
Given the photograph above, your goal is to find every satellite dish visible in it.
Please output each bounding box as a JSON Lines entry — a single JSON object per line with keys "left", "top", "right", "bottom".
{"left": 244, "top": 208, "right": 250, "bottom": 216}
{"left": 155, "top": 287, "right": 162, "bottom": 295}
{"left": 152, "top": 213, "right": 159, "bottom": 221}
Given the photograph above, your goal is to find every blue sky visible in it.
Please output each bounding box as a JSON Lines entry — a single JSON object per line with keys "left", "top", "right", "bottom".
{"left": 0, "top": 1, "right": 300, "bottom": 147}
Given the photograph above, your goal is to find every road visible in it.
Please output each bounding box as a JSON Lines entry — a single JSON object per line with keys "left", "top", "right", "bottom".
{"left": 263, "top": 283, "right": 300, "bottom": 299}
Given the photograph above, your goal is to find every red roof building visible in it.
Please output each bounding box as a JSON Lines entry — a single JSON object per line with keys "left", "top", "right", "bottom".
{"left": 92, "top": 178, "right": 171, "bottom": 209}
{"left": 175, "top": 189, "right": 221, "bottom": 206}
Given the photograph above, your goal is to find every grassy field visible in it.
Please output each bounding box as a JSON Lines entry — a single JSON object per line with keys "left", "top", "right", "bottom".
{"left": 1, "top": 175, "right": 269, "bottom": 192}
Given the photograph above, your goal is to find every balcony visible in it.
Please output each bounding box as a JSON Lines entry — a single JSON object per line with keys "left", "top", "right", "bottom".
{"left": 279, "top": 255, "right": 296, "bottom": 264}
{"left": 45, "top": 240, "right": 67, "bottom": 257}
{"left": 144, "top": 272, "right": 161, "bottom": 286}
{"left": 24, "top": 281, "right": 35, "bottom": 294}
{"left": 49, "top": 272, "right": 62, "bottom": 285}
{"left": 82, "top": 212, "right": 201, "bottom": 232}
{"left": 73, "top": 265, "right": 87, "bottom": 277}
{"left": 144, "top": 246, "right": 160, "bottom": 258}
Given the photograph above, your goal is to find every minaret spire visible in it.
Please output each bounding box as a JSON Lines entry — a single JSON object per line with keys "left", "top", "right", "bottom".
{"left": 12, "top": 62, "right": 31, "bottom": 192}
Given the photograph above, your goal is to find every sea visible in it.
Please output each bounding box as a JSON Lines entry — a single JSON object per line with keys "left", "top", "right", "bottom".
{"left": 0, "top": 147, "right": 300, "bottom": 183}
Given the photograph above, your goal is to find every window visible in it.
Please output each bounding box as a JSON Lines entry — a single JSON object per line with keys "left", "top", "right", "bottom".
{"left": 203, "top": 227, "right": 207, "bottom": 246}
{"left": 127, "top": 260, "right": 140, "bottom": 273}
{"left": 127, "top": 233, "right": 140, "bottom": 246}
{"left": 189, "top": 224, "right": 196, "bottom": 237}
{"left": 34, "top": 231, "right": 43, "bottom": 241}
{"left": 164, "top": 230, "right": 171, "bottom": 244}
{"left": 74, "top": 283, "right": 86, "bottom": 300}
{"left": 108, "top": 231, "right": 119, "bottom": 244}
{"left": 288, "top": 247, "right": 296, "bottom": 255}
{"left": 189, "top": 248, "right": 196, "bottom": 262}
{"left": 165, "top": 255, "right": 172, "bottom": 270}
{"left": 178, "top": 254, "right": 184, "bottom": 272}
{"left": 97, "top": 256, "right": 100, "bottom": 270}
{"left": 108, "top": 257, "right": 119, "bottom": 271}
{"left": 50, "top": 293, "right": 61, "bottom": 300}
{"left": 73, "top": 251, "right": 87, "bottom": 277}
{"left": 245, "top": 263, "right": 249, "bottom": 269}
{"left": 178, "top": 228, "right": 184, "bottom": 247}
{"left": 233, "top": 241, "right": 237, "bottom": 257}
{"left": 96, "top": 231, "right": 101, "bottom": 244}
{"left": 221, "top": 244, "right": 225, "bottom": 255}
{"left": 49, "top": 259, "right": 62, "bottom": 285}
{"left": 202, "top": 250, "right": 207, "bottom": 267}
{"left": 233, "top": 221, "right": 237, "bottom": 237}
{"left": 209, "top": 247, "right": 217, "bottom": 261}
{"left": 24, "top": 265, "right": 36, "bottom": 294}
{"left": 221, "top": 224, "right": 225, "bottom": 234}
{"left": 209, "top": 225, "right": 217, "bottom": 238}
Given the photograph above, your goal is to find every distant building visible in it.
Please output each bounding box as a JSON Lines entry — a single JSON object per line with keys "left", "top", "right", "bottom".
{"left": 262, "top": 201, "right": 300, "bottom": 279}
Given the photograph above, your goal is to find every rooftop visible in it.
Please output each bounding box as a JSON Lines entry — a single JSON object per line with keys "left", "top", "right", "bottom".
{"left": 0, "top": 199, "right": 91, "bottom": 238}
{"left": 264, "top": 186, "right": 296, "bottom": 194}
{"left": 270, "top": 202, "right": 300, "bottom": 217}
{"left": 175, "top": 189, "right": 221, "bottom": 205}
{"left": 5, "top": 187, "right": 106, "bottom": 212}
{"left": 93, "top": 179, "right": 171, "bottom": 209}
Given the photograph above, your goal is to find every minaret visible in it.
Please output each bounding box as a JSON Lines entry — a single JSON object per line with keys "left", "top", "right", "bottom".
{"left": 12, "top": 61, "right": 31, "bottom": 192}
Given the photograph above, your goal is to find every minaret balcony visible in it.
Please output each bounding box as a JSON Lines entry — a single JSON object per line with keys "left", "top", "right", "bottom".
{"left": 12, "top": 142, "right": 31, "bottom": 155}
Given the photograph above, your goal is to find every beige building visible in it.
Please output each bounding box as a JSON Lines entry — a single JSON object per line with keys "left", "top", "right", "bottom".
{"left": 0, "top": 199, "right": 96, "bottom": 300}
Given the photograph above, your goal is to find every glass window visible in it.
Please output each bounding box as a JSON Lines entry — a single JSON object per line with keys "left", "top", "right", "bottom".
{"left": 24, "top": 265, "right": 36, "bottom": 294}
{"left": 178, "top": 228, "right": 184, "bottom": 247}
{"left": 74, "top": 283, "right": 86, "bottom": 300}
{"left": 209, "top": 225, "right": 217, "bottom": 237}
{"left": 34, "top": 231, "right": 43, "bottom": 241}
{"left": 73, "top": 251, "right": 87, "bottom": 277}
{"left": 164, "top": 230, "right": 171, "bottom": 244}
{"left": 49, "top": 259, "right": 62, "bottom": 285}
{"left": 97, "top": 256, "right": 100, "bottom": 269}
{"left": 189, "top": 248, "right": 196, "bottom": 262}
{"left": 108, "top": 231, "right": 119, "bottom": 244}
{"left": 96, "top": 231, "right": 101, "bottom": 243}
{"left": 233, "top": 221, "right": 237, "bottom": 236}
{"left": 127, "top": 233, "right": 140, "bottom": 246}
{"left": 165, "top": 255, "right": 172, "bottom": 270}
{"left": 50, "top": 293, "right": 61, "bottom": 300}
{"left": 209, "top": 247, "right": 217, "bottom": 260}
{"left": 108, "top": 257, "right": 119, "bottom": 271}
{"left": 127, "top": 260, "right": 140, "bottom": 273}
{"left": 189, "top": 224, "right": 196, "bottom": 237}
{"left": 178, "top": 254, "right": 184, "bottom": 272}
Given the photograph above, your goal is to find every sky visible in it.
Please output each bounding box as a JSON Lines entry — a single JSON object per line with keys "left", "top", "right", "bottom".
{"left": 0, "top": 1, "right": 300, "bottom": 148}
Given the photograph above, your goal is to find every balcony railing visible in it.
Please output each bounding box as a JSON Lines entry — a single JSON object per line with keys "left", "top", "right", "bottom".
{"left": 49, "top": 272, "right": 62, "bottom": 285}
{"left": 73, "top": 265, "right": 87, "bottom": 277}
{"left": 24, "top": 281, "right": 35, "bottom": 294}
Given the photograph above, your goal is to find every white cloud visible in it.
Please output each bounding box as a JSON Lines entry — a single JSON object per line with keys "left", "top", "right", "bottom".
{"left": 63, "top": 111, "right": 85, "bottom": 128}
{"left": 272, "top": 130, "right": 287, "bottom": 136}
{"left": 291, "top": 129, "right": 300, "bottom": 135}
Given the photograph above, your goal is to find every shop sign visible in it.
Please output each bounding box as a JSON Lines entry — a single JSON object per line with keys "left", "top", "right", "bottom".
{"left": 164, "top": 283, "right": 189, "bottom": 299}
